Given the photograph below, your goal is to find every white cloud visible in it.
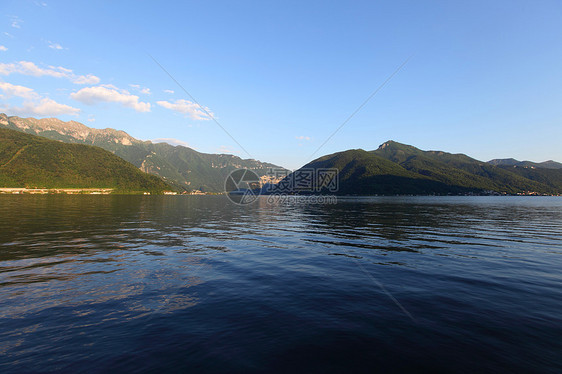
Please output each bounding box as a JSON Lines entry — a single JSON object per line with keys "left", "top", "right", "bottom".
{"left": 100, "top": 83, "right": 119, "bottom": 90}
{"left": 16, "top": 98, "right": 80, "bottom": 116}
{"left": 156, "top": 99, "right": 212, "bottom": 120}
{"left": 0, "top": 60, "right": 99, "bottom": 85}
{"left": 0, "top": 46, "right": 7, "bottom": 52}
{"left": 0, "top": 82, "right": 37, "bottom": 99}
{"left": 0, "top": 61, "right": 68, "bottom": 78}
{"left": 129, "top": 84, "right": 151, "bottom": 95}
{"left": 73, "top": 74, "right": 100, "bottom": 85}
{"left": 48, "top": 41, "right": 63, "bottom": 50}
{"left": 152, "top": 138, "right": 191, "bottom": 148}
{"left": 296, "top": 135, "right": 311, "bottom": 141}
{"left": 3, "top": 32, "right": 14, "bottom": 39}
{"left": 0, "top": 82, "right": 79, "bottom": 116}
{"left": 11, "top": 16, "right": 22, "bottom": 29}
{"left": 163, "top": 89, "right": 174, "bottom": 94}
{"left": 70, "top": 85, "right": 151, "bottom": 112}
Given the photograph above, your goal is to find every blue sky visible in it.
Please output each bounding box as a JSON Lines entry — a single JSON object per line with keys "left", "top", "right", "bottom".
{"left": 1, "top": 0, "right": 561, "bottom": 169}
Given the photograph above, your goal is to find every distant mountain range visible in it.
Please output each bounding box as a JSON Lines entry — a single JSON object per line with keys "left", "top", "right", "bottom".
{"left": 285, "top": 141, "right": 562, "bottom": 195}
{"left": 2, "top": 114, "right": 560, "bottom": 196}
{"left": 0, "top": 128, "right": 171, "bottom": 193}
{"left": 487, "top": 158, "right": 562, "bottom": 169}
{"left": 0, "top": 114, "right": 285, "bottom": 192}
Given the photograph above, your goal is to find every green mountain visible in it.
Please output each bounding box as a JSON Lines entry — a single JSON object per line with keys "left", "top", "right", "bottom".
{"left": 493, "top": 164, "right": 562, "bottom": 191}
{"left": 0, "top": 128, "right": 171, "bottom": 193}
{"left": 299, "top": 148, "right": 472, "bottom": 195}
{"left": 488, "top": 158, "right": 562, "bottom": 169}
{"left": 284, "top": 141, "right": 562, "bottom": 195}
{"left": 0, "top": 114, "right": 285, "bottom": 192}
{"left": 371, "top": 141, "right": 561, "bottom": 193}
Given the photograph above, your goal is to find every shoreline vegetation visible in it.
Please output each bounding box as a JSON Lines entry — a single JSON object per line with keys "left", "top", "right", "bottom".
{"left": 0, "top": 187, "right": 114, "bottom": 195}
{"left": 1, "top": 187, "right": 559, "bottom": 196}
{"left": 0, "top": 187, "right": 221, "bottom": 195}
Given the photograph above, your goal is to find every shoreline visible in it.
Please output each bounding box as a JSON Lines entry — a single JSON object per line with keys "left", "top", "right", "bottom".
{"left": 0, "top": 188, "right": 114, "bottom": 194}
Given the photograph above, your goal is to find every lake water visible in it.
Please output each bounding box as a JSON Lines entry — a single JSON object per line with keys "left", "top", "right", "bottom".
{"left": 0, "top": 195, "right": 561, "bottom": 373}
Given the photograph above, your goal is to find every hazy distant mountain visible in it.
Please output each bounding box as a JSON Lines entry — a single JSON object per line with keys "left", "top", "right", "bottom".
{"left": 0, "top": 114, "right": 285, "bottom": 192}
{"left": 281, "top": 141, "right": 562, "bottom": 195}
{"left": 0, "top": 128, "right": 171, "bottom": 193}
{"left": 488, "top": 158, "right": 562, "bottom": 169}
{"left": 487, "top": 158, "right": 520, "bottom": 167}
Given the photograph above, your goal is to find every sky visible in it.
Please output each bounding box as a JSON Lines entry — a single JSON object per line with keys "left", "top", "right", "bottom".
{"left": 0, "top": 0, "right": 561, "bottom": 170}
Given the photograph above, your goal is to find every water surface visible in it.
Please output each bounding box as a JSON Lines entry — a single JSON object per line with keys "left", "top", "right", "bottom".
{"left": 1, "top": 195, "right": 561, "bottom": 373}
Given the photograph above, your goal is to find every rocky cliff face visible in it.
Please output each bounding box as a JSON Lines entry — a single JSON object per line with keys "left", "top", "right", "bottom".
{"left": 0, "top": 113, "right": 138, "bottom": 146}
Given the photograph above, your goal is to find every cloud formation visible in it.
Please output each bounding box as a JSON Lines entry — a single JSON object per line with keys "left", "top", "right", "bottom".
{"left": 48, "top": 41, "right": 63, "bottom": 50}
{"left": 129, "top": 84, "right": 151, "bottom": 95}
{"left": 0, "top": 60, "right": 99, "bottom": 85}
{"left": 6, "top": 98, "right": 80, "bottom": 116}
{"left": 163, "top": 89, "right": 174, "bottom": 94}
{"left": 0, "top": 82, "right": 36, "bottom": 99}
{"left": 11, "top": 16, "right": 22, "bottom": 29}
{"left": 156, "top": 99, "right": 212, "bottom": 120}
{"left": 0, "top": 46, "right": 7, "bottom": 52}
{"left": 0, "top": 81, "right": 80, "bottom": 116}
{"left": 73, "top": 74, "right": 100, "bottom": 85}
{"left": 71, "top": 85, "right": 151, "bottom": 112}
{"left": 296, "top": 135, "right": 311, "bottom": 141}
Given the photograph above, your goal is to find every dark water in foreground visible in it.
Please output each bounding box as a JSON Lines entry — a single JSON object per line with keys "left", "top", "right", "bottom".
{"left": 0, "top": 195, "right": 561, "bottom": 373}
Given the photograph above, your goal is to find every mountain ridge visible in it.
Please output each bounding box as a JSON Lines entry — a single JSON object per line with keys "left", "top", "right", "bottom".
{"left": 3, "top": 114, "right": 560, "bottom": 195}
{"left": 487, "top": 158, "right": 562, "bottom": 169}
{"left": 280, "top": 140, "right": 562, "bottom": 195}
{"left": 0, "top": 113, "right": 286, "bottom": 192}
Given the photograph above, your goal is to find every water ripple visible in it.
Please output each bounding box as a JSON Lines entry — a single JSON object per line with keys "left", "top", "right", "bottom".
{"left": 0, "top": 195, "right": 561, "bottom": 372}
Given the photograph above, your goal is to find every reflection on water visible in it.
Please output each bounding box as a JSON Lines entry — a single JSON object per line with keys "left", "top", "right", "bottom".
{"left": 0, "top": 195, "right": 561, "bottom": 372}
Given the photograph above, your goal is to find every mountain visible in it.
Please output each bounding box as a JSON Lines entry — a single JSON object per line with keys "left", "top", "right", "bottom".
{"left": 0, "top": 114, "right": 285, "bottom": 192}
{"left": 371, "top": 141, "right": 561, "bottom": 193}
{"left": 487, "top": 158, "right": 522, "bottom": 167}
{"left": 488, "top": 158, "right": 562, "bottom": 169}
{"left": 281, "top": 141, "right": 562, "bottom": 195}
{"left": 0, "top": 128, "right": 171, "bottom": 193}
{"left": 539, "top": 160, "right": 562, "bottom": 169}
{"left": 294, "top": 149, "right": 476, "bottom": 195}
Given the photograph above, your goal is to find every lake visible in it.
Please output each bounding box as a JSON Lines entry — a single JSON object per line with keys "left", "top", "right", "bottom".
{"left": 0, "top": 195, "right": 561, "bottom": 373}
